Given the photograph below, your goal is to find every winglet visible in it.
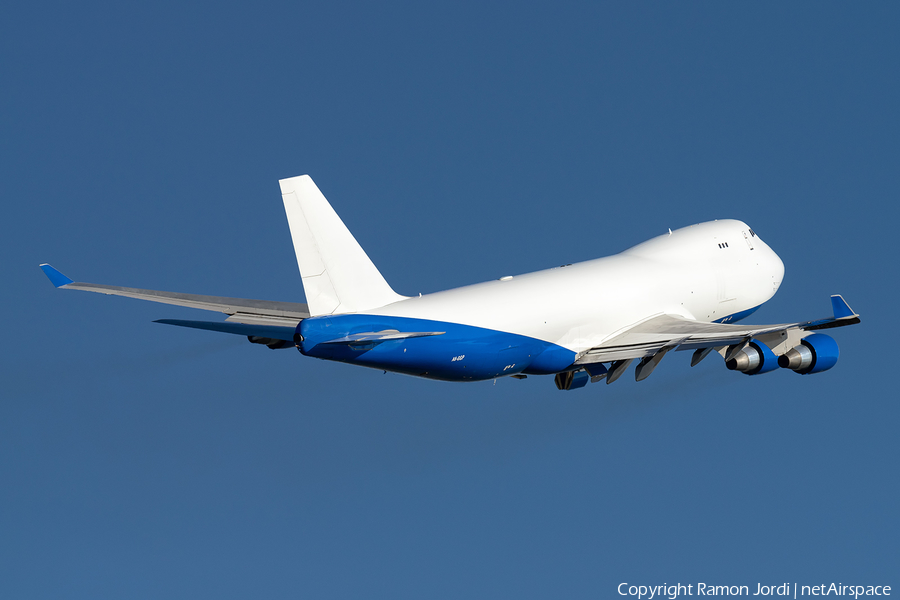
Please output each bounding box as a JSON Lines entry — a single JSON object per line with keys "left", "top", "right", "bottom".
{"left": 831, "top": 295, "right": 856, "bottom": 319}
{"left": 39, "top": 264, "right": 74, "bottom": 288}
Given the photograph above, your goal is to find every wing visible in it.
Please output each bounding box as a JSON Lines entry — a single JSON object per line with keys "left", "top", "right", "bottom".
{"left": 39, "top": 264, "right": 310, "bottom": 327}
{"left": 576, "top": 295, "right": 860, "bottom": 365}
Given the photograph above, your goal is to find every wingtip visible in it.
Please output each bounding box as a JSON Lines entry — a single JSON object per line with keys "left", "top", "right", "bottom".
{"left": 39, "top": 264, "right": 74, "bottom": 288}
{"left": 830, "top": 294, "right": 857, "bottom": 319}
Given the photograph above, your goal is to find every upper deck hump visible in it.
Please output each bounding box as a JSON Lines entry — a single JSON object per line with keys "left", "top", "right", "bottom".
{"left": 621, "top": 220, "right": 751, "bottom": 261}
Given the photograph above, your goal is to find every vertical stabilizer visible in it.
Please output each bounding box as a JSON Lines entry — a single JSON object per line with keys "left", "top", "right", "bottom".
{"left": 280, "top": 175, "right": 406, "bottom": 316}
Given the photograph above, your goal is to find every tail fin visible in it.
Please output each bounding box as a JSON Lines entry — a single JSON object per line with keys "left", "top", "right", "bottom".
{"left": 280, "top": 175, "right": 406, "bottom": 316}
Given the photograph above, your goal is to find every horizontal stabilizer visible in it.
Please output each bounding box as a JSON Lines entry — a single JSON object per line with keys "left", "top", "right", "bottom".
{"left": 155, "top": 319, "right": 297, "bottom": 342}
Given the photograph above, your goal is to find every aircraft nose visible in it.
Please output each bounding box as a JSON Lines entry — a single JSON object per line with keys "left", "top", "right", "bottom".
{"left": 770, "top": 248, "right": 785, "bottom": 292}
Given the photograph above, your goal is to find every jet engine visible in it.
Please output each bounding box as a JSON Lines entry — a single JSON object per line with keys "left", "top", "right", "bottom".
{"left": 777, "top": 333, "right": 839, "bottom": 374}
{"left": 554, "top": 369, "right": 589, "bottom": 390}
{"left": 725, "top": 340, "right": 780, "bottom": 375}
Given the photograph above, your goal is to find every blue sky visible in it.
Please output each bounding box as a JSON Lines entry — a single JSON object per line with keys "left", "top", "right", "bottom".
{"left": 2, "top": 2, "right": 898, "bottom": 598}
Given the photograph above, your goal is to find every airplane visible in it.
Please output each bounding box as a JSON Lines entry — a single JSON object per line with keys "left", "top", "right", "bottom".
{"left": 40, "top": 175, "right": 860, "bottom": 391}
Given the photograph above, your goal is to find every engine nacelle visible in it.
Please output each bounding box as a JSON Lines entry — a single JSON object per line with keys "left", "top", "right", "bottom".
{"left": 725, "top": 340, "right": 780, "bottom": 375}
{"left": 554, "top": 369, "right": 589, "bottom": 390}
{"left": 777, "top": 333, "right": 839, "bottom": 374}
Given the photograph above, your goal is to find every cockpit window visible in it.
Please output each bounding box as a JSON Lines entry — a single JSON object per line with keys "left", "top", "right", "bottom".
{"left": 749, "top": 229, "right": 756, "bottom": 237}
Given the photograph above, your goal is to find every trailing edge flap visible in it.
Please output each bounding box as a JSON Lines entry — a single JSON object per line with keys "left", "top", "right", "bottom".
{"left": 155, "top": 319, "right": 297, "bottom": 342}
{"left": 319, "top": 330, "right": 445, "bottom": 346}
{"left": 577, "top": 300, "right": 861, "bottom": 364}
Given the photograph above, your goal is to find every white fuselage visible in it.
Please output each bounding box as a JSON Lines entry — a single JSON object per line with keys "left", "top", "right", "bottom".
{"left": 368, "top": 220, "right": 785, "bottom": 353}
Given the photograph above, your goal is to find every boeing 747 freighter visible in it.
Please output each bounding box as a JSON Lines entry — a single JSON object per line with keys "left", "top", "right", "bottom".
{"left": 41, "top": 175, "right": 859, "bottom": 390}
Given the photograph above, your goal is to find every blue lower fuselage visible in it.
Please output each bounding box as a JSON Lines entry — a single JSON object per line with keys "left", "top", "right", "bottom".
{"left": 298, "top": 315, "right": 577, "bottom": 381}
